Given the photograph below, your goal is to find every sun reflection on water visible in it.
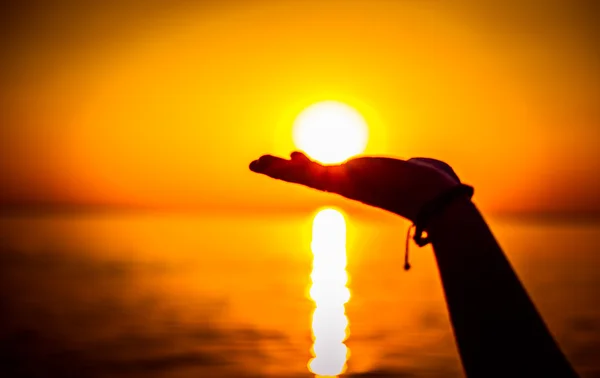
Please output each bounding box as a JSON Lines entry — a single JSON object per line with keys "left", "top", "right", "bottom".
{"left": 309, "top": 208, "right": 350, "bottom": 377}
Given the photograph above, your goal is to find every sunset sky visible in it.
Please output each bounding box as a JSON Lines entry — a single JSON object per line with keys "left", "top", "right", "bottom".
{"left": 1, "top": 0, "right": 599, "bottom": 215}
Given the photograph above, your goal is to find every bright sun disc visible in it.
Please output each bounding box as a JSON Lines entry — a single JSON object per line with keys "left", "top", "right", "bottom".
{"left": 293, "top": 101, "right": 368, "bottom": 164}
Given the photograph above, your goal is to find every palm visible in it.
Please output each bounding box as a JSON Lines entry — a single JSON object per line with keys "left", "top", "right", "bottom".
{"left": 249, "top": 152, "right": 459, "bottom": 221}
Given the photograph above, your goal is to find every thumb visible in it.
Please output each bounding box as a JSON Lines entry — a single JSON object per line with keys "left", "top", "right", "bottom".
{"left": 408, "top": 157, "right": 461, "bottom": 183}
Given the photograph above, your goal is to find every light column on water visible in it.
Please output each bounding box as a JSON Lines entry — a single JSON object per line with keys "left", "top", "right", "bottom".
{"left": 308, "top": 208, "right": 350, "bottom": 377}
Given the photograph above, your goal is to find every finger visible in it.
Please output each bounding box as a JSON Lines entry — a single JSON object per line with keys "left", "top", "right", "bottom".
{"left": 290, "top": 151, "right": 311, "bottom": 162}
{"left": 249, "top": 154, "right": 314, "bottom": 184}
{"left": 250, "top": 153, "right": 344, "bottom": 192}
{"left": 249, "top": 155, "right": 286, "bottom": 174}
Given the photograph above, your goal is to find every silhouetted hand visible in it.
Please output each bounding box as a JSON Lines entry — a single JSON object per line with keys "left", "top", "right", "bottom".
{"left": 249, "top": 152, "right": 463, "bottom": 222}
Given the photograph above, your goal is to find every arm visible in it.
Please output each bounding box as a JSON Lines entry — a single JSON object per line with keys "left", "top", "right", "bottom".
{"left": 428, "top": 198, "right": 578, "bottom": 377}
{"left": 249, "top": 151, "right": 579, "bottom": 377}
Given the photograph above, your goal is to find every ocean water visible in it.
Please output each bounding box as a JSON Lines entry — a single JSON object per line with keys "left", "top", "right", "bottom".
{"left": 0, "top": 212, "right": 598, "bottom": 377}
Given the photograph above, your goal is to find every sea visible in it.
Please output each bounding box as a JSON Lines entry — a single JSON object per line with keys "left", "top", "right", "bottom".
{"left": 0, "top": 211, "right": 599, "bottom": 377}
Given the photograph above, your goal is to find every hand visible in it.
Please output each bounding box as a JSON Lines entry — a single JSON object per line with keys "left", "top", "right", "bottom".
{"left": 249, "top": 151, "right": 463, "bottom": 222}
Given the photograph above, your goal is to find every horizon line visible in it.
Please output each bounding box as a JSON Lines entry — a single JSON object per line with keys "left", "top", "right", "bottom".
{"left": 2, "top": 202, "right": 600, "bottom": 223}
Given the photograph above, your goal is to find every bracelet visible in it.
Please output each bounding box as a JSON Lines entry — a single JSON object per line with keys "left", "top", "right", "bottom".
{"left": 404, "top": 183, "right": 474, "bottom": 270}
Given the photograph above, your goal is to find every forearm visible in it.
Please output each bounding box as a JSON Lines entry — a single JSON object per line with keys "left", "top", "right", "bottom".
{"left": 428, "top": 199, "right": 577, "bottom": 377}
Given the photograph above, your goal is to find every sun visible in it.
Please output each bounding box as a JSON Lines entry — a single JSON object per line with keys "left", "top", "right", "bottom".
{"left": 293, "top": 101, "right": 368, "bottom": 164}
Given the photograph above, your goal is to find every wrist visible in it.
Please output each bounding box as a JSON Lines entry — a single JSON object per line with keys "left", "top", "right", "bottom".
{"left": 412, "top": 184, "right": 474, "bottom": 247}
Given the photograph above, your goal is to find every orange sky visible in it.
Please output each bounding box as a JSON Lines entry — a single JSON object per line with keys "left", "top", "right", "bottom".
{"left": 1, "top": 0, "right": 599, "bottom": 215}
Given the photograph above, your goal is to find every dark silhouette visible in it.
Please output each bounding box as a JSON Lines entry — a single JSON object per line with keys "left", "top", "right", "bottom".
{"left": 250, "top": 151, "right": 579, "bottom": 378}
